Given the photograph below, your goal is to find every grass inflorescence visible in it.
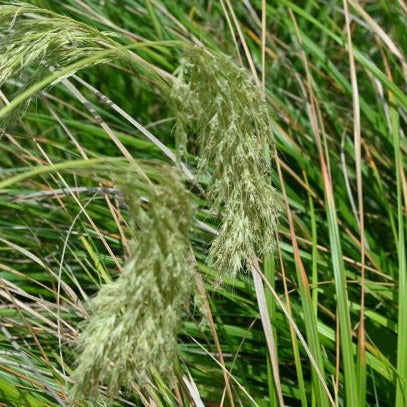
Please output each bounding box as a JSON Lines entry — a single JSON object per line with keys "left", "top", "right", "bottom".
{"left": 172, "top": 47, "right": 279, "bottom": 276}
{"left": 71, "top": 166, "right": 195, "bottom": 400}
{"left": 0, "top": 2, "right": 115, "bottom": 125}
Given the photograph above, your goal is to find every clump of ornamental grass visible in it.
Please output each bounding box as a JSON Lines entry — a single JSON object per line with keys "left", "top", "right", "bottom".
{"left": 172, "top": 47, "right": 279, "bottom": 276}
{"left": 71, "top": 167, "right": 195, "bottom": 401}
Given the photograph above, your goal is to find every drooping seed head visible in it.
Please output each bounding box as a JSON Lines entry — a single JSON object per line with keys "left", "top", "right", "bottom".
{"left": 172, "top": 47, "right": 279, "bottom": 276}
{"left": 71, "top": 167, "right": 195, "bottom": 401}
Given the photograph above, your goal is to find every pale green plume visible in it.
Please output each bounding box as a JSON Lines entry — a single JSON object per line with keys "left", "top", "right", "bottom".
{"left": 172, "top": 47, "right": 279, "bottom": 276}
{"left": 0, "top": 2, "right": 116, "bottom": 124}
{"left": 0, "top": 3, "right": 109, "bottom": 82}
{"left": 71, "top": 167, "right": 195, "bottom": 400}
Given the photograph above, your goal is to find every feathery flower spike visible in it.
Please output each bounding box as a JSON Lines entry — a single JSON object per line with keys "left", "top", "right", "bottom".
{"left": 71, "top": 167, "right": 195, "bottom": 400}
{"left": 172, "top": 47, "right": 279, "bottom": 276}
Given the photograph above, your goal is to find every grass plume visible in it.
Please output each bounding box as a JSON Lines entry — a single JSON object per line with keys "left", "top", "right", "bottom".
{"left": 172, "top": 47, "right": 279, "bottom": 276}
{"left": 71, "top": 166, "right": 195, "bottom": 400}
{"left": 0, "top": 2, "right": 114, "bottom": 125}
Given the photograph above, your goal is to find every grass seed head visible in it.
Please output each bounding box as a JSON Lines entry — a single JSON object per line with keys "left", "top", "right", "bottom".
{"left": 172, "top": 47, "right": 279, "bottom": 277}
{"left": 0, "top": 2, "right": 114, "bottom": 126}
{"left": 71, "top": 167, "right": 195, "bottom": 401}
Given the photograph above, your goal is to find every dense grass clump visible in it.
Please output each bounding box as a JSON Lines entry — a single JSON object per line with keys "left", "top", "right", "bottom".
{"left": 0, "top": 1, "right": 406, "bottom": 406}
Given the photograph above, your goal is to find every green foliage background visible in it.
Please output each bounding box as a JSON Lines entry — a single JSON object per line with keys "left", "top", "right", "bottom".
{"left": 0, "top": 1, "right": 406, "bottom": 406}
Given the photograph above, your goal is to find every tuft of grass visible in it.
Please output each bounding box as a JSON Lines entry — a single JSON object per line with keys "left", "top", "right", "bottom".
{"left": 0, "top": 1, "right": 406, "bottom": 406}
